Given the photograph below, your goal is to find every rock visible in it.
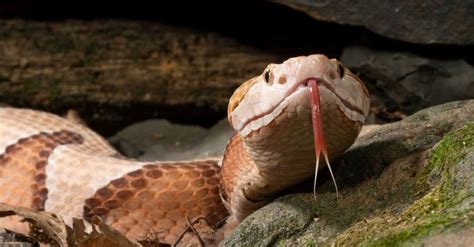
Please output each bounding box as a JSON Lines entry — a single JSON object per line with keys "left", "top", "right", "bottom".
{"left": 221, "top": 195, "right": 319, "bottom": 246}
{"left": 358, "top": 124, "right": 381, "bottom": 137}
{"left": 0, "top": 229, "right": 37, "bottom": 247}
{"left": 420, "top": 227, "right": 474, "bottom": 247}
{"left": 221, "top": 100, "right": 474, "bottom": 246}
{"left": 275, "top": 0, "right": 474, "bottom": 45}
{"left": 109, "top": 119, "right": 234, "bottom": 161}
{"left": 341, "top": 46, "right": 474, "bottom": 117}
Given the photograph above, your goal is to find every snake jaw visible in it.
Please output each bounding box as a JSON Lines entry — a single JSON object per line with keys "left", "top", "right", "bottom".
{"left": 229, "top": 55, "right": 369, "bottom": 138}
{"left": 234, "top": 81, "right": 309, "bottom": 137}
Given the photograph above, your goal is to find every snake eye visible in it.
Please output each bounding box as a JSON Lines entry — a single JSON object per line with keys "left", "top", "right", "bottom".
{"left": 263, "top": 68, "right": 271, "bottom": 84}
{"left": 337, "top": 64, "right": 345, "bottom": 78}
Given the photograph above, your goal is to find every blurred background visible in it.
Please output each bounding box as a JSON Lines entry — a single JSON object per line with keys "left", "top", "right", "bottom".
{"left": 0, "top": 0, "right": 473, "bottom": 137}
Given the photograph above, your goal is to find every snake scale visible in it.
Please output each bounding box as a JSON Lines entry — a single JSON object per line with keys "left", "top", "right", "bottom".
{"left": 0, "top": 55, "right": 370, "bottom": 246}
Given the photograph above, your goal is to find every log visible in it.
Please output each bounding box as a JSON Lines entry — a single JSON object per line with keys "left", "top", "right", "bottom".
{"left": 0, "top": 20, "right": 279, "bottom": 134}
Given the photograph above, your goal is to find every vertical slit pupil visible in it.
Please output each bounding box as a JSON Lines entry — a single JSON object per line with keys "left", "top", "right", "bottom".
{"left": 338, "top": 64, "right": 345, "bottom": 78}
{"left": 264, "top": 69, "right": 270, "bottom": 83}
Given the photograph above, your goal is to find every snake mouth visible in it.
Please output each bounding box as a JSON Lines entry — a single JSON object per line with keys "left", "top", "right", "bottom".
{"left": 237, "top": 77, "right": 364, "bottom": 136}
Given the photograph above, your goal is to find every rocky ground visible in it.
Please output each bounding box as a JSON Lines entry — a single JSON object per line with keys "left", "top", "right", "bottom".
{"left": 223, "top": 100, "right": 473, "bottom": 246}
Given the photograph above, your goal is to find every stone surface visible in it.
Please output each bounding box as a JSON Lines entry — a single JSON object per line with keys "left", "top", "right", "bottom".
{"left": 221, "top": 100, "right": 474, "bottom": 246}
{"left": 109, "top": 119, "right": 234, "bottom": 161}
{"left": 341, "top": 46, "right": 474, "bottom": 118}
{"left": 420, "top": 227, "right": 474, "bottom": 247}
{"left": 0, "top": 229, "right": 37, "bottom": 247}
{"left": 276, "top": 0, "right": 474, "bottom": 45}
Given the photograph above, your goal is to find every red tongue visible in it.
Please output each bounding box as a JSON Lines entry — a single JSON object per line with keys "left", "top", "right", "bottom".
{"left": 308, "top": 79, "right": 339, "bottom": 198}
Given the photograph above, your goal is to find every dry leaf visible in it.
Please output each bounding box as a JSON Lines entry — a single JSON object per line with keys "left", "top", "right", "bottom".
{"left": 0, "top": 203, "right": 68, "bottom": 246}
{"left": 78, "top": 216, "right": 137, "bottom": 247}
{"left": 0, "top": 203, "right": 144, "bottom": 247}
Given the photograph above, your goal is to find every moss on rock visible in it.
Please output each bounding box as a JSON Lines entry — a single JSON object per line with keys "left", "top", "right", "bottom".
{"left": 222, "top": 101, "right": 474, "bottom": 247}
{"left": 334, "top": 124, "right": 473, "bottom": 246}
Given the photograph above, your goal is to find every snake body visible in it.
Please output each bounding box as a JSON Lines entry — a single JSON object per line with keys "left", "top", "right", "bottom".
{"left": 0, "top": 55, "right": 369, "bottom": 245}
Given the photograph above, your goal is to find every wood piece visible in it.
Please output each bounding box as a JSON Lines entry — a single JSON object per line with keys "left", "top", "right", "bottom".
{"left": 0, "top": 20, "right": 279, "bottom": 132}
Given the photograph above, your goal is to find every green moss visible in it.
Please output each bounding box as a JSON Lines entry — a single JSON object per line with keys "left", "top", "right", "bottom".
{"left": 336, "top": 124, "right": 474, "bottom": 246}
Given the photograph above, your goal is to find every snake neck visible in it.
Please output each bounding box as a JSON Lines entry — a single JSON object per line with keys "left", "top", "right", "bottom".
{"left": 219, "top": 134, "right": 266, "bottom": 223}
{"left": 219, "top": 119, "right": 316, "bottom": 223}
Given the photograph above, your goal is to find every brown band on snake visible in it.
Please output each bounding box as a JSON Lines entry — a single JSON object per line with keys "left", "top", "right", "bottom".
{"left": 83, "top": 161, "right": 229, "bottom": 243}
{"left": 0, "top": 130, "right": 84, "bottom": 210}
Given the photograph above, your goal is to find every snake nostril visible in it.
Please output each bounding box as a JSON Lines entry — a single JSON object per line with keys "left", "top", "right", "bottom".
{"left": 278, "top": 76, "right": 287, "bottom": 84}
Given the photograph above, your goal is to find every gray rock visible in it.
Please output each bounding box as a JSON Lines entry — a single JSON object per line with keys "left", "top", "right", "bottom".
{"left": 221, "top": 100, "right": 474, "bottom": 246}
{"left": 341, "top": 46, "right": 474, "bottom": 115}
{"left": 275, "top": 0, "right": 474, "bottom": 45}
{"left": 109, "top": 119, "right": 234, "bottom": 161}
{"left": 0, "top": 229, "right": 37, "bottom": 247}
{"left": 420, "top": 227, "right": 474, "bottom": 247}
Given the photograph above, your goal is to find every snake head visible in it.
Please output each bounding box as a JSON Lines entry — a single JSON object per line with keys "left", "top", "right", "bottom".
{"left": 222, "top": 55, "right": 370, "bottom": 221}
{"left": 228, "top": 54, "right": 370, "bottom": 138}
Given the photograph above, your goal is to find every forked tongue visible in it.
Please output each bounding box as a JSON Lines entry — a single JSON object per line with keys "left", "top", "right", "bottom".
{"left": 308, "top": 79, "right": 339, "bottom": 199}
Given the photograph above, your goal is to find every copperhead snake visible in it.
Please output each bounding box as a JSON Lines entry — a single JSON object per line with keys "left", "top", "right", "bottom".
{"left": 0, "top": 55, "right": 370, "bottom": 246}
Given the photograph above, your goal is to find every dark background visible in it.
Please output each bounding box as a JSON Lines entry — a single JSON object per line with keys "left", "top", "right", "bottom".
{"left": 1, "top": 0, "right": 472, "bottom": 135}
{"left": 2, "top": 0, "right": 472, "bottom": 61}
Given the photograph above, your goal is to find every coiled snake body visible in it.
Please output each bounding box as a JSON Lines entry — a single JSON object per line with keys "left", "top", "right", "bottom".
{"left": 0, "top": 55, "right": 370, "bottom": 245}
